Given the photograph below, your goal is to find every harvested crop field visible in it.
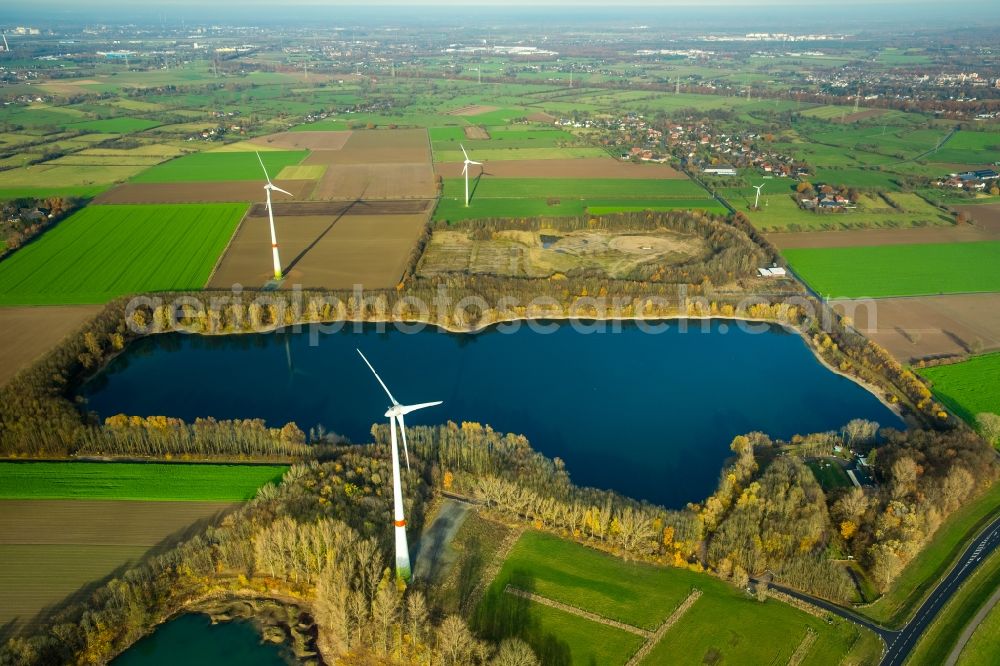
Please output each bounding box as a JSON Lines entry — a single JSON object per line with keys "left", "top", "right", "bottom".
{"left": 767, "top": 224, "right": 999, "bottom": 249}
{"left": 248, "top": 130, "right": 352, "bottom": 151}
{"left": 303, "top": 128, "right": 430, "bottom": 164}
{"left": 953, "top": 204, "right": 1000, "bottom": 234}
{"left": 447, "top": 104, "right": 499, "bottom": 116}
{"left": 434, "top": 158, "right": 686, "bottom": 179}
{"left": 464, "top": 126, "right": 490, "bottom": 140}
{"left": 94, "top": 180, "right": 316, "bottom": 204}
{"left": 831, "top": 293, "right": 1000, "bottom": 363}
{"left": 310, "top": 163, "right": 435, "bottom": 200}
{"left": 0, "top": 305, "right": 101, "bottom": 385}
{"left": 0, "top": 499, "right": 237, "bottom": 636}
{"left": 209, "top": 213, "right": 428, "bottom": 290}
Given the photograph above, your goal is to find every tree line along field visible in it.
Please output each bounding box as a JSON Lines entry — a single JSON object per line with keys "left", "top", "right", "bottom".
{"left": 474, "top": 531, "right": 880, "bottom": 666}
{"left": 920, "top": 353, "right": 1000, "bottom": 428}
{"left": 0, "top": 203, "right": 246, "bottom": 305}
{"left": 129, "top": 150, "right": 309, "bottom": 183}
{"left": 782, "top": 241, "right": 1000, "bottom": 299}
{"left": 0, "top": 462, "right": 287, "bottom": 501}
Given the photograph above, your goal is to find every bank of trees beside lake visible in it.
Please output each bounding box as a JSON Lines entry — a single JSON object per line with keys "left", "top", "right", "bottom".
{"left": 407, "top": 420, "right": 998, "bottom": 605}
{"left": 0, "top": 266, "right": 950, "bottom": 460}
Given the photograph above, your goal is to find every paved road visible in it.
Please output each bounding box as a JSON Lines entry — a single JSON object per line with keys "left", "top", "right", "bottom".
{"left": 880, "top": 513, "right": 1000, "bottom": 666}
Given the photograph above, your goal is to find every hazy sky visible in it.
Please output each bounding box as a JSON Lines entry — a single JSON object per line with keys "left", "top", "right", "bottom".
{"left": 3, "top": 0, "right": 947, "bottom": 6}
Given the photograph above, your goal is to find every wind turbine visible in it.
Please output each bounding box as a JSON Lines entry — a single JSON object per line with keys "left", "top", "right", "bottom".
{"left": 357, "top": 349, "right": 442, "bottom": 582}
{"left": 256, "top": 152, "right": 293, "bottom": 280}
{"left": 752, "top": 183, "right": 765, "bottom": 210}
{"left": 1, "top": 34, "right": 8, "bottom": 53}
{"left": 460, "top": 144, "right": 482, "bottom": 207}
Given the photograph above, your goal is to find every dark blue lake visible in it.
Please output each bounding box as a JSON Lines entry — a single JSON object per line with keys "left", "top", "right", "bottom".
{"left": 111, "top": 614, "right": 290, "bottom": 666}
{"left": 81, "top": 320, "right": 902, "bottom": 508}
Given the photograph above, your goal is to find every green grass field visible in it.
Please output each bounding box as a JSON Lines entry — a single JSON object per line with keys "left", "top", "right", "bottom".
{"left": 0, "top": 462, "right": 287, "bottom": 501}
{"left": 130, "top": 150, "right": 308, "bottom": 183}
{"left": 436, "top": 177, "right": 716, "bottom": 221}
{"left": 0, "top": 203, "right": 246, "bottom": 305}
{"left": 476, "top": 531, "right": 880, "bottom": 666}
{"left": 807, "top": 459, "right": 853, "bottom": 491}
{"left": 921, "top": 353, "right": 1000, "bottom": 426}
{"left": 907, "top": 548, "right": 1000, "bottom": 666}
{"left": 957, "top": 590, "right": 1000, "bottom": 665}
{"left": 68, "top": 118, "right": 162, "bottom": 133}
{"left": 783, "top": 242, "right": 1000, "bottom": 298}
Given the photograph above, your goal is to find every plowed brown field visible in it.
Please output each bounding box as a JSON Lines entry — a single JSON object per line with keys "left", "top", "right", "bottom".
{"left": 0, "top": 305, "right": 101, "bottom": 385}
{"left": 209, "top": 213, "right": 427, "bottom": 290}
{"left": 832, "top": 293, "right": 1000, "bottom": 363}
{"left": 0, "top": 500, "right": 236, "bottom": 636}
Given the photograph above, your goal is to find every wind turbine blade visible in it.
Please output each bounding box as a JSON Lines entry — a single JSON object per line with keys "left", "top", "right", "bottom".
{"left": 396, "top": 413, "right": 410, "bottom": 472}
{"left": 460, "top": 144, "right": 469, "bottom": 161}
{"left": 256, "top": 151, "right": 273, "bottom": 185}
{"left": 270, "top": 185, "right": 294, "bottom": 197}
{"left": 462, "top": 163, "right": 468, "bottom": 176}
{"left": 357, "top": 349, "right": 398, "bottom": 405}
{"left": 399, "top": 400, "right": 443, "bottom": 415}
{"left": 469, "top": 160, "right": 482, "bottom": 166}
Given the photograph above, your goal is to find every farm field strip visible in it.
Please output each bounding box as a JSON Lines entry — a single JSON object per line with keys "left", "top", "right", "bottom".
{"left": 0, "top": 462, "right": 287, "bottom": 501}
{"left": 920, "top": 352, "right": 1000, "bottom": 426}
{"left": 130, "top": 150, "right": 309, "bottom": 183}
{"left": 782, "top": 241, "right": 1000, "bottom": 298}
{"left": 0, "top": 203, "right": 247, "bottom": 305}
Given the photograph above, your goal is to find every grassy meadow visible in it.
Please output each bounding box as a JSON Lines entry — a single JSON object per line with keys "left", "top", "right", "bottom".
{"left": 0, "top": 203, "right": 246, "bottom": 305}
{"left": 475, "top": 531, "right": 880, "bottom": 666}
{"left": 130, "top": 150, "right": 308, "bottom": 183}
{"left": 782, "top": 241, "right": 1000, "bottom": 298}
{"left": 0, "top": 462, "right": 287, "bottom": 501}
{"left": 921, "top": 353, "right": 1000, "bottom": 427}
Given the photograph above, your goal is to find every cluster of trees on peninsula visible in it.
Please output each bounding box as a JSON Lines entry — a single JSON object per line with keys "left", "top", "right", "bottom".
{"left": 402, "top": 420, "right": 998, "bottom": 604}
{"left": 0, "top": 447, "right": 540, "bottom": 666}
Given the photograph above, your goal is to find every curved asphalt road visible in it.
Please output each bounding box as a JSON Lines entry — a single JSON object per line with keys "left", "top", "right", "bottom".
{"left": 880, "top": 513, "right": 1000, "bottom": 666}
{"left": 772, "top": 512, "right": 1000, "bottom": 665}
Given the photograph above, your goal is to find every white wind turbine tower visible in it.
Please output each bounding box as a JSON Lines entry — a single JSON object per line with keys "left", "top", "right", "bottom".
{"left": 357, "top": 349, "right": 442, "bottom": 582}
{"left": 460, "top": 144, "right": 482, "bottom": 207}
{"left": 752, "top": 183, "right": 765, "bottom": 210}
{"left": 256, "top": 152, "right": 293, "bottom": 280}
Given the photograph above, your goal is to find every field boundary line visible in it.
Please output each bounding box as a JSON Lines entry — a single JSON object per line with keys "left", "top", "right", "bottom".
{"left": 787, "top": 628, "right": 818, "bottom": 666}
{"left": 504, "top": 584, "right": 652, "bottom": 638}
{"left": 461, "top": 523, "right": 523, "bottom": 615}
{"left": 204, "top": 204, "right": 251, "bottom": 288}
{"left": 624, "top": 588, "right": 703, "bottom": 665}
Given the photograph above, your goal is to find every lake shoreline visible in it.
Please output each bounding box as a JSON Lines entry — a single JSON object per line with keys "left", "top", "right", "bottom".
{"left": 118, "top": 311, "right": 907, "bottom": 425}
